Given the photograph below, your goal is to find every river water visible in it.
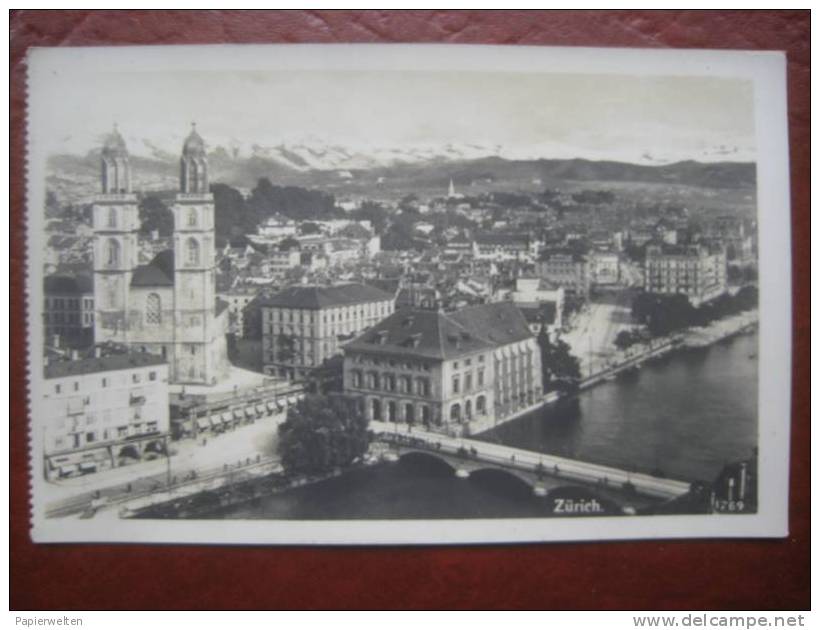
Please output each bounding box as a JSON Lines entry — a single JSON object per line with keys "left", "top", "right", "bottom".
{"left": 214, "top": 332, "right": 758, "bottom": 520}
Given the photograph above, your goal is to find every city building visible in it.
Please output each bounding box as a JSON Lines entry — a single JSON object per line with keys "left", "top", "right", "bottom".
{"left": 42, "top": 352, "right": 169, "bottom": 479}
{"left": 507, "top": 277, "right": 565, "bottom": 334}
{"left": 342, "top": 302, "right": 542, "bottom": 433}
{"left": 473, "top": 232, "right": 532, "bottom": 261}
{"left": 590, "top": 250, "right": 621, "bottom": 286}
{"left": 644, "top": 243, "right": 728, "bottom": 307}
{"left": 91, "top": 126, "right": 230, "bottom": 386}
{"left": 535, "top": 248, "right": 591, "bottom": 298}
{"left": 260, "top": 283, "right": 395, "bottom": 380}
{"left": 43, "top": 274, "right": 95, "bottom": 346}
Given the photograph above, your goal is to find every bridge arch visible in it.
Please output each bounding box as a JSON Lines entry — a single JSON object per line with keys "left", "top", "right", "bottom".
{"left": 468, "top": 467, "right": 535, "bottom": 494}
{"left": 397, "top": 450, "right": 457, "bottom": 475}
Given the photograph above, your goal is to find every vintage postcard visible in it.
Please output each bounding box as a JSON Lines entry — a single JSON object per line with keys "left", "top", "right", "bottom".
{"left": 26, "top": 44, "right": 791, "bottom": 544}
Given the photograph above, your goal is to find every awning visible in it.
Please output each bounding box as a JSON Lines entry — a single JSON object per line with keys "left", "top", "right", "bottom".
{"left": 209, "top": 415, "right": 221, "bottom": 427}
{"left": 275, "top": 400, "right": 285, "bottom": 411}
{"left": 233, "top": 409, "right": 244, "bottom": 420}
{"left": 255, "top": 404, "right": 266, "bottom": 414}
{"left": 78, "top": 462, "right": 98, "bottom": 472}
{"left": 287, "top": 396, "right": 297, "bottom": 405}
{"left": 196, "top": 417, "right": 210, "bottom": 430}
{"left": 266, "top": 401, "right": 277, "bottom": 411}
{"left": 221, "top": 412, "right": 233, "bottom": 423}
{"left": 244, "top": 406, "right": 255, "bottom": 417}
{"left": 59, "top": 465, "right": 78, "bottom": 476}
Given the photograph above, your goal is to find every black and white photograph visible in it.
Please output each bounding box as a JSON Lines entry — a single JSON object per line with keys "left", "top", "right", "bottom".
{"left": 25, "top": 43, "right": 791, "bottom": 544}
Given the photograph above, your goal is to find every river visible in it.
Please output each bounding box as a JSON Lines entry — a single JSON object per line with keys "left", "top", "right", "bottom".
{"left": 212, "top": 331, "right": 758, "bottom": 520}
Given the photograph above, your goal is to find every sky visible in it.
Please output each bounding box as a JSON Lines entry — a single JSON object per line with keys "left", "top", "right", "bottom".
{"left": 38, "top": 68, "right": 756, "bottom": 165}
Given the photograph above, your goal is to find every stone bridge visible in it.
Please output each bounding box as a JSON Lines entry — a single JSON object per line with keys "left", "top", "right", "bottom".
{"left": 372, "top": 422, "right": 692, "bottom": 510}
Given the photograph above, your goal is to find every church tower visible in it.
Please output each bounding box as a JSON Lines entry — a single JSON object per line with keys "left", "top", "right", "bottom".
{"left": 93, "top": 126, "right": 138, "bottom": 345}
{"left": 172, "top": 124, "right": 218, "bottom": 384}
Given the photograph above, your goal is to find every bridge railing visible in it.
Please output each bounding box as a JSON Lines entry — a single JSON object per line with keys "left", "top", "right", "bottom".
{"left": 376, "top": 428, "right": 690, "bottom": 500}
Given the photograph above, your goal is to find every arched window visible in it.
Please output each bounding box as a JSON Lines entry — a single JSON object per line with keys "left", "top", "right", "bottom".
{"left": 450, "top": 403, "right": 461, "bottom": 422}
{"left": 465, "top": 399, "right": 472, "bottom": 419}
{"left": 371, "top": 399, "right": 382, "bottom": 421}
{"left": 107, "top": 208, "right": 117, "bottom": 228}
{"left": 105, "top": 238, "right": 120, "bottom": 268}
{"left": 145, "top": 293, "right": 161, "bottom": 325}
{"left": 186, "top": 238, "right": 200, "bottom": 266}
{"left": 187, "top": 208, "right": 197, "bottom": 227}
{"left": 476, "top": 395, "right": 486, "bottom": 415}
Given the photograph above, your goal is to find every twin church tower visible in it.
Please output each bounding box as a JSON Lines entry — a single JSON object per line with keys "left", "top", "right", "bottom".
{"left": 92, "top": 125, "right": 230, "bottom": 386}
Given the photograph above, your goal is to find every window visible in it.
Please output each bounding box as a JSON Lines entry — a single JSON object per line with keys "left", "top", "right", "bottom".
{"left": 465, "top": 373, "right": 472, "bottom": 391}
{"left": 107, "top": 207, "right": 117, "bottom": 228}
{"left": 105, "top": 238, "right": 120, "bottom": 267}
{"left": 149, "top": 371, "right": 157, "bottom": 381}
{"left": 187, "top": 208, "right": 197, "bottom": 227}
{"left": 477, "top": 369, "right": 484, "bottom": 387}
{"left": 55, "top": 384, "right": 61, "bottom": 394}
{"left": 101, "top": 378, "right": 108, "bottom": 388}
{"left": 145, "top": 293, "right": 161, "bottom": 325}
{"left": 186, "top": 238, "right": 200, "bottom": 266}
{"left": 132, "top": 373, "right": 141, "bottom": 384}
{"left": 452, "top": 375, "right": 460, "bottom": 394}
{"left": 352, "top": 371, "right": 362, "bottom": 388}
{"left": 85, "top": 431, "right": 96, "bottom": 443}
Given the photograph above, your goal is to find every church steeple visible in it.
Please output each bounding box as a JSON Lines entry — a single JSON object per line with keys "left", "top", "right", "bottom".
{"left": 101, "top": 124, "right": 131, "bottom": 194}
{"left": 180, "top": 123, "right": 209, "bottom": 194}
{"left": 448, "top": 178, "right": 456, "bottom": 198}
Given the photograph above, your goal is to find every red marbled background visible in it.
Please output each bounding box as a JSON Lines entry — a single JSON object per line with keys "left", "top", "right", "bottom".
{"left": 10, "top": 10, "right": 809, "bottom": 610}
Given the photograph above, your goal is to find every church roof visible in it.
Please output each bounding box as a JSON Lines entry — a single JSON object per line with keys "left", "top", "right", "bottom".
{"left": 131, "top": 250, "right": 175, "bottom": 287}
{"left": 259, "top": 283, "right": 393, "bottom": 310}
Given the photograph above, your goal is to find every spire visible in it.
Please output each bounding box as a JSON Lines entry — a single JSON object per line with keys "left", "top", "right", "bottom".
{"left": 182, "top": 122, "right": 206, "bottom": 157}
{"left": 100, "top": 125, "right": 131, "bottom": 193}
{"left": 448, "top": 178, "right": 456, "bottom": 198}
{"left": 180, "top": 123, "right": 209, "bottom": 194}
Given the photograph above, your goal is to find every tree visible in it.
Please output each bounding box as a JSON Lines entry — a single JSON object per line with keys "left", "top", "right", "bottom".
{"left": 138, "top": 195, "right": 174, "bottom": 236}
{"left": 277, "top": 394, "right": 370, "bottom": 475}
{"left": 212, "top": 183, "right": 257, "bottom": 242}
{"left": 613, "top": 330, "right": 634, "bottom": 352}
{"left": 300, "top": 221, "right": 321, "bottom": 235}
{"left": 537, "top": 324, "right": 581, "bottom": 393}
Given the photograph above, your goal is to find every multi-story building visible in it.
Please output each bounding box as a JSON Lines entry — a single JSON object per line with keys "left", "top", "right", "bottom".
{"left": 43, "top": 274, "right": 95, "bottom": 345}
{"left": 268, "top": 247, "right": 302, "bottom": 277}
{"left": 260, "top": 283, "right": 395, "bottom": 380}
{"left": 342, "top": 302, "right": 542, "bottom": 433}
{"left": 535, "top": 248, "right": 591, "bottom": 298}
{"left": 644, "top": 243, "right": 728, "bottom": 307}
{"left": 473, "top": 233, "right": 532, "bottom": 261}
{"left": 42, "top": 352, "right": 169, "bottom": 479}
{"left": 590, "top": 250, "right": 621, "bottom": 286}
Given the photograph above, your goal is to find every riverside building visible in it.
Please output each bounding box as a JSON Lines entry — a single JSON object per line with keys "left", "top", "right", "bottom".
{"left": 42, "top": 352, "right": 169, "bottom": 480}
{"left": 260, "top": 283, "right": 395, "bottom": 380}
{"left": 342, "top": 302, "right": 543, "bottom": 433}
{"left": 644, "top": 243, "right": 728, "bottom": 307}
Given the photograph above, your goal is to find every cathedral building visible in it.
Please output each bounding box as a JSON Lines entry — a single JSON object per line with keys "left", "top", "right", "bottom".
{"left": 92, "top": 126, "right": 230, "bottom": 386}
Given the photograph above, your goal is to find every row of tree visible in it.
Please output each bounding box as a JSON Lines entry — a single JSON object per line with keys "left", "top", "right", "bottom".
{"left": 632, "top": 286, "right": 758, "bottom": 337}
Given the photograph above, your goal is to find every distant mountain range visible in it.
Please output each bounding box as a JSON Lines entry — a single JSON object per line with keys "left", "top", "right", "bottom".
{"left": 46, "top": 143, "right": 756, "bottom": 204}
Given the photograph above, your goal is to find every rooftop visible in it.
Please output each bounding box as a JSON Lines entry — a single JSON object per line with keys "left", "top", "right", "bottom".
{"left": 44, "top": 274, "right": 93, "bottom": 295}
{"left": 259, "top": 283, "right": 393, "bottom": 310}
{"left": 345, "top": 301, "right": 533, "bottom": 361}
{"left": 45, "top": 352, "right": 167, "bottom": 380}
